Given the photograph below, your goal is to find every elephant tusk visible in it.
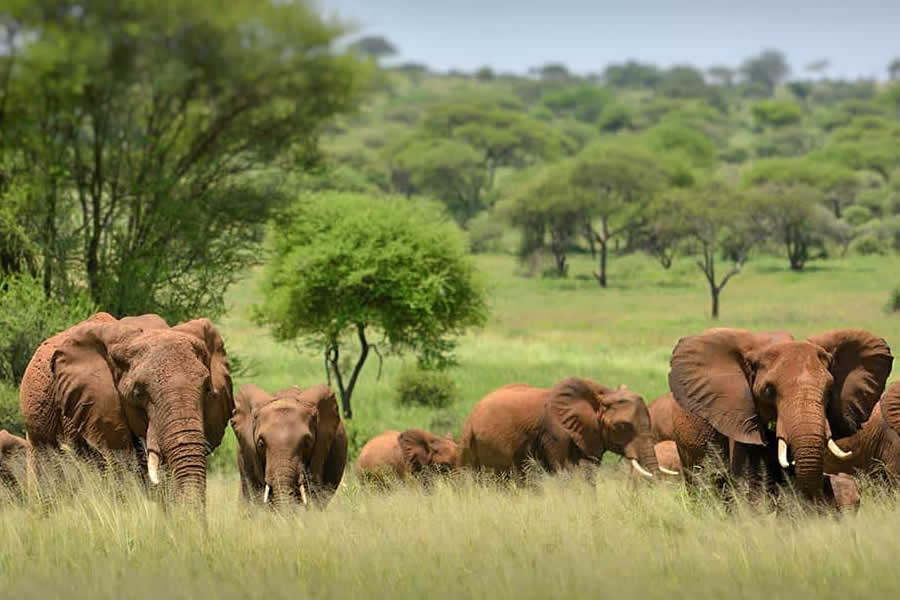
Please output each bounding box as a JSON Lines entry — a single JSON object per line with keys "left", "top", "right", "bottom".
{"left": 828, "top": 438, "right": 853, "bottom": 460}
{"left": 777, "top": 438, "right": 792, "bottom": 469}
{"left": 263, "top": 484, "right": 271, "bottom": 504}
{"left": 659, "top": 466, "right": 681, "bottom": 476}
{"left": 147, "top": 451, "right": 160, "bottom": 485}
{"left": 299, "top": 482, "right": 309, "bottom": 506}
{"left": 630, "top": 459, "right": 654, "bottom": 479}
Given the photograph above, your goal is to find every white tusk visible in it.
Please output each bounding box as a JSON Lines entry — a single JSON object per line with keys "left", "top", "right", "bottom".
{"left": 778, "top": 438, "right": 791, "bottom": 469}
{"left": 147, "top": 451, "right": 160, "bottom": 485}
{"left": 299, "top": 482, "right": 308, "bottom": 506}
{"left": 631, "top": 458, "right": 654, "bottom": 479}
{"left": 659, "top": 466, "right": 681, "bottom": 476}
{"left": 263, "top": 484, "right": 271, "bottom": 504}
{"left": 828, "top": 438, "right": 853, "bottom": 460}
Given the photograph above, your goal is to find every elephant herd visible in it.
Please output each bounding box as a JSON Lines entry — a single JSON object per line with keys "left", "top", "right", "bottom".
{"left": 1, "top": 313, "right": 899, "bottom": 515}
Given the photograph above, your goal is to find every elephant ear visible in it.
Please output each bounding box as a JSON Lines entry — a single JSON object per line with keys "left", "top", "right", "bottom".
{"left": 292, "top": 384, "right": 342, "bottom": 483}
{"left": 668, "top": 328, "right": 776, "bottom": 445}
{"left": 546, "top": 377, "right": 607, "bottom": 458}
{"left": 172, "top": 318, "right": 234, "bottom": 452}
{"left": 50, "top": 322, "right": 141, "bottom": 449}
{"left": 880, "top": 382, "right": 900, "bottom": 438}
{"left": 808, "top": 329, "right": 893, "bottom": 438}
{"left": 231, "top": 384, "right": 274, "bottom": 482}
{"left": 398, "top": 428, "right": 433, "bottom": 470}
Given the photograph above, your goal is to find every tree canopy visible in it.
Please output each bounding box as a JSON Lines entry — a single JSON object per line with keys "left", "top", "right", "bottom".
{"left": 255, "top": 193, "right": 488, "bottom": 418}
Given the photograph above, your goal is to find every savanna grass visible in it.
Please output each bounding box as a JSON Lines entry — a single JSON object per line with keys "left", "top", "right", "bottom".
{"left": 5, "top": 251, "right": 900, "bottom": 598}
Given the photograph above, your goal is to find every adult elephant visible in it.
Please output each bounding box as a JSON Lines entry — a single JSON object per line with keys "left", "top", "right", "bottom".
{"left": 0, "top": 430, "right": 28, "bottom": 490}
{"left": 824, "top": 381, "right": 900, "bottom": 481}
{"left": 231, "top": 384, "right": 347, "bottom": 507}
{"left": 460, "top": 377, "right": 659, "bottom": 479}
{"left": 648, "top": 391, "right": 723, "bottom": 477}
{"left": 19, "top": 312, "right": 233, "bottom": 504}
{"left": 355, "top": 428, "right": 459, "bottom": 485}
{"left": 668, "top": 328, "right": 892, "bottom": 500}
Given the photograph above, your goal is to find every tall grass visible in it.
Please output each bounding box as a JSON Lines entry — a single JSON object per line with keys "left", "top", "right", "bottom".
{"left": 2, "top": 458, "right": 900, "bottom": 599}
{"left": 4, "top": 251, "right": 900, "bottom": 598}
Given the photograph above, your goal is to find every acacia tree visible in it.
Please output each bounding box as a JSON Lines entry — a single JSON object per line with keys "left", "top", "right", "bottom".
{"left": 569, "top": 144, "right": 666, "bottom": 287}
{"left": 255, "top": 193, "right": 487, "bottom": 419}
{"left": 749, "top": 184, "right": 839, "bottom": 270}
{"left": 665, "top": 184, "right": 764, "bottom": 318}
{"left": 1, "top": 0, "right": 366, "bottom": 321}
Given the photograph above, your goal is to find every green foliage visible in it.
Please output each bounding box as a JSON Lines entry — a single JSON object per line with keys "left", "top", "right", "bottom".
{"left": 467, "top": 212, "right": 507, "bottom": 254}
{"left": 739, "top": 49, "right": 791, "bottom": 95}
{"left": 394, "top": 366, "right": 459, "bottom": 409}
{"left": 0, "top": 275, "right": 96, "bottom": 385}
{"left": 843, "top": 205, "right": 873, "bottom": 227}
{"left": 885, "top": 285, "right": 900, "bottom": 313}
{"left": 752, "top": 127, "right": 817, "bottom": 158}
{"left": 851, "top": 235, "right": 887, "bottom": 256}
{"left": 603, "top": 60, "right": 662, "bottom": 88}
{"left": 752, "top": 100, "right": 805, "bottom": 128}
{"left": 749, "top": 185, "right": 836, "bottom": 270}
{"left": 596, "top": 102, "right": 633, "bottom": 132}
{"left": 1, "top": 0, "right": 367, "bottom": 322}
{"left": 0, "top": 381, "right": 24, "bottom": 436}
{"left": 255, "top": 192, "right": 487, "bottom": 415}
{"left": 540, "top": 86, "right": 612, "bottom": 123}
{"left": 642, "top": 121, "right": 717, "bottom": 168}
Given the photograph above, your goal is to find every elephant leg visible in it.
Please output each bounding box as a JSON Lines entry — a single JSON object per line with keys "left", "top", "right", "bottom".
{"left": 823, "top": 473, "right": 861, "bottom": 514}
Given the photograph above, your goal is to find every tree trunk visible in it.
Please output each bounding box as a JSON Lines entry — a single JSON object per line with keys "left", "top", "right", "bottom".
{"left": 711, "top": 285, "right": 720, "bottom": 319}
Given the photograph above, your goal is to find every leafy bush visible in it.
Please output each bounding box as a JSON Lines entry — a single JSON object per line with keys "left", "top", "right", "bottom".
{"left": 597, "top": 103, "right": 632, "bottom": 132}
{"left": 0, "top": 381, "right": 24, "bottom": 436}
{"left": 394, "top": 367, "right": 459, "bottom": 409}
{"left": 751, "top": 100, "right": 804, "bottom": 128}
{"left": 843, "top": 205, "right": 873, "bottom": 227}
{"left": 719, "top": 146, "right": 750, "bottom": 164}
{"left": 0, "top": 275, "right": 96, "bottom": 385}
{"left": 467, "top": 212, "right": 506, "bottom": 254}
{"left": 850, "top": 234, "right": 887, "bottom": 256}
{"left": 886, "top": 285, "right": 900, "bottom": 314}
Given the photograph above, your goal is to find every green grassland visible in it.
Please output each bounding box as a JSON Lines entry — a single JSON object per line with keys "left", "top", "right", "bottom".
{"left": 4, "top": 251, "right": 900, "bottom": 599}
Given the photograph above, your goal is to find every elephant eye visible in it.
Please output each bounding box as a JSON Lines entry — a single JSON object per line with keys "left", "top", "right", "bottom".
{"left": 256, "top": 438, "right": 266, "bottom": 450}
{"left": 764, "top": 383, "right": 776, "bottom": 400}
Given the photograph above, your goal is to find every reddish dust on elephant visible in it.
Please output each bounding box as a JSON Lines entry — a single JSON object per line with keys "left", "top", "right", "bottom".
{"left": 460, "top": 377, "right": 659, "bottom": 479}
{"left": 667, "top": 327, "right": 892, "bottom": 500}
{"left": 231, "top": 384, "right": 347, "bottom": 507}
{"left": 355, "top": 428, "right": 459, "bottom": 485}
{"left": 18, "top": 312, "right": 234, "bottom": 506}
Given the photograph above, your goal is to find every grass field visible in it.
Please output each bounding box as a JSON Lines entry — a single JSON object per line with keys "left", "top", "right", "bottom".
{"left": 3, "top": 251, "right": 900, "bottom": 599}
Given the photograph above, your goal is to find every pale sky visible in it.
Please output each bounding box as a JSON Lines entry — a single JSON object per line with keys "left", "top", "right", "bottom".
{"left": 316, "top": 0, "right": 899, "bottom": 79}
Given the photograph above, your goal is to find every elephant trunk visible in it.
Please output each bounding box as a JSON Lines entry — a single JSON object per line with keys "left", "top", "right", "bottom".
{"left": 265, "top": 462, "right": 308, "bottom": 507}
{"left": 779, "top": 397, "right": 827, "bottom": 499}
{"left": 151, "top": 391, "right": 207, "bottom": 506}
{"left": 626, "top": 436, "right": 659, "bottom": 479}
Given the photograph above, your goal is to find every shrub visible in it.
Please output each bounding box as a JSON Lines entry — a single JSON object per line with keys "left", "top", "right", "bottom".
{"left": 843, "top": 205, "right": 873, "bottom": 227}
{"left": 395, "top": 367, "right": 459, "bottom": 409}
{"left": 467, "top": 212, "right": 506, "bottom": 254}
{"left": 850, "top": 234, "right": 887, "bottom": 256}
{"left": 719, "top": 146, "right": 750, "bottom": 164}
{"left": 0, "top": 275, "right": 96, "bottom": 385}
{"left": 0, "top": 381, "right": 24, "bottom": 436}
{"left": 886, "top": 285, "right": 900, "bottom": 314}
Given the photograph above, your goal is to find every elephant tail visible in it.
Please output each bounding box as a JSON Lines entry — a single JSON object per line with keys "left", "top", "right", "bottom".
{"left": 460, "top": 424, "right": 479, "bottom": 470}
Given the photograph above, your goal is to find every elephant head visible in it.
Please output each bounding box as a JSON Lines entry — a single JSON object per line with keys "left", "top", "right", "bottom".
{"left": 398, "top": 428, "right": 460, "bottom": 475}
{"left": 544, "top": 377, "right": 659, "bottom": 478}
{"left": 669, "top": 328, "right": 892, "bottom": 498}
{"left": 49, "top": 317, "right": 233, "bottom": 504}
{"left": 232, "top": 384, "right": 346, "bottom": 506}
{"left": 0, "top": 430, "right": 28, "bottom": 488}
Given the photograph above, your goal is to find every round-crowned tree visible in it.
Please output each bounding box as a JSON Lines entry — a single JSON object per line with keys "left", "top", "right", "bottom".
{"left": 255, "top": 193, "right": 488, "bottom": 418}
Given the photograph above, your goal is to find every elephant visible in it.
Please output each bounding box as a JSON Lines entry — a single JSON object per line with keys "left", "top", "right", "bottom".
{"left": 0, "top": 429, "right": 28, "bottom": 490}
{"left": 667, "top": 327, "right": 892, "bottom": 501}
{"left": 355, "top": 428, "right": 459, "bottom": 485}
{"left": 654, "top": 440, "right": 682, "bottom": 475}
{"left": 231, "top": 383, "right": 347, "bottom": 507}
{"left": 648, "top": 391, "right": 724, "bottom": 477}
{"left": 824, "top": 381, "right": 900, "bottom": 481}
{"left": 459, "top": 377, "right": 659, "bottom": 479}
{"left": 19, "top": 312, "right": 234, "bottom": 504}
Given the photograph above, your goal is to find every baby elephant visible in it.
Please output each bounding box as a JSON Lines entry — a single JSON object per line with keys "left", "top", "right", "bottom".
{"left": 231, "top": 384, "right": 347, "bottom": 507}
{"left": 0, "top": 430, "right": 29, "bottom": 491}
{"left": 355, "top": 428, "right": 459, "bottom": 485}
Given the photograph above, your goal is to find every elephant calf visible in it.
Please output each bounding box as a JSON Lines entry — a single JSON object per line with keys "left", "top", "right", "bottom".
{"left": 654, "top": 441, "right": 682, "bottom": 476}
{"left": 231, "top": 384, "right": 347, "bottom": 507}
{"left": 355, "top": 428, "right": 459, "bottom": 485}
{"left": 824, "top": 381, "right": 900, "bottom": 482}
{"left": 0, "top": 430, "right": 28, "bottom": 491}
{"left": 460, "top": 378, "right": 659, "bottom": 479}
